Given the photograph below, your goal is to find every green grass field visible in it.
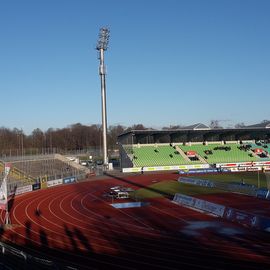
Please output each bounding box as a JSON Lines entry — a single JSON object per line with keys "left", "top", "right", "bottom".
{"left": 130, "top": 180, "right": 221, "bottom": 200}
{"left": 197, "top": 171, "right": 267, "bottom": 187}
{"left": 130, "top": 171, "right": 269, "bottom": 200}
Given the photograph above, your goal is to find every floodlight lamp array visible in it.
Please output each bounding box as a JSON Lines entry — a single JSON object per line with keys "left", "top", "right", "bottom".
{"left": 96, "top": 27, "right": 110, "bottom": 50}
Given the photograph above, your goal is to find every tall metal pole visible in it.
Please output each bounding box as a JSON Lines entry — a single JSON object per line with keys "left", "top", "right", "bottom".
{"left": 99, "top": 48, "right": 108, "bottom": 165}
{"left": 21, "top": 129, "right": 24, "bottom": 158}
{"left": 96, "top": 28, "right": 110, "bottom": 166}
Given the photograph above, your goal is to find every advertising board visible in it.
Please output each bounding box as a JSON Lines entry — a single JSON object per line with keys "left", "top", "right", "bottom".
{"left": 123, "top": 164, "right": 210, "bottom": 173}
{"left": 194, "top": 199, "right": 225, "bottom": 217}
{"left": 173, "top": 193, "right": 196, "bottom": 207}
{"left": 15, "top": 185, "right": 33, "bottom": 195}
{"left": 47, "top": 179, "right": 63, "bottom": 188}
{"left": 173, "top": 194, "right": 225, "bottom": 216}
{"left": 63, "top": 177, "right": 76, "bottom": 184}
{"left": 32, "top": 183, "right": 41, "bottom": 191}
{"left": 178, "top": 177, "right": 214, "bottom": 188}
{"left": 256, "top": 188, "right": 270, "bottom": 199}
{"left": 179, "top": 168, "right": 231, "bottom": 174}
{"left": 223, "top": 207, "right": 258, "bottom": 228}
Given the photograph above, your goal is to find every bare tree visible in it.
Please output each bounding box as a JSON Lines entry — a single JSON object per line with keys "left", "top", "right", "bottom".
{"left": 209, "top": 120, "right": 223, "bottom": 129}
{"left": 235, "top": 122, "right": 246, "bottom": 128}
{"left": 107, "top": 125, "right": 125, "bottom": 150}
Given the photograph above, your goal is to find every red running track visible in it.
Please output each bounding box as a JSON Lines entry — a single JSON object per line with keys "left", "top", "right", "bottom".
{"left": 1, "top": 173, "right": 270, "bottom": 269}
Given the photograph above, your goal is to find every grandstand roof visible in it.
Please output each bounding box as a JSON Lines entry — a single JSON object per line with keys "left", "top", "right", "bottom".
{"left": 179, "top": 123, "right": 210, "bottom": 130}
{"left": 118, "top": 123, "right": 270, "bottom": 145}
{"left": 246, "top": 121, "right": 270, "bottom": 129}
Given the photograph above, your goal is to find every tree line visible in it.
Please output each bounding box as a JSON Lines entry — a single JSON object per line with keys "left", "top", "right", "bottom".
{"left": 0, "top": 123, "right": 146, "bottom": 155}
{"left": 0, "top": 120, "right": 268, "bottom": 156}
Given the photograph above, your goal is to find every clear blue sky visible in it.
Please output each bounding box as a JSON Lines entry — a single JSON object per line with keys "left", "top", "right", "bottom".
{"left": 1, "top": 0, "right": 270, "bottom": 134}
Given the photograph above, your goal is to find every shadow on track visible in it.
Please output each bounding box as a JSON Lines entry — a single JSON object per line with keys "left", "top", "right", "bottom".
{"left": 39, "top": 229, "right": 49, "bottom": 248}
{"left": 104, "top": 172, "right": 172, "bottom": 198}
{"left": 105, "top": 172, "right": 173, "bottom": 199}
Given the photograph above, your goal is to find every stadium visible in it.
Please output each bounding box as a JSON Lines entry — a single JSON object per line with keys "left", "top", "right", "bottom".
{"left": 1, "top": 7, "right": 270, "bottom": 269}
{"left": 1, "top": 121, "right": 270, "bottom": 269}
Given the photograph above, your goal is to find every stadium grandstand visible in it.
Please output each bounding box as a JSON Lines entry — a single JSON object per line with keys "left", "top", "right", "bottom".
{"left": 0, "top": 154, "right": 89, "bottom": 196}
{"left": 118, "top": 122, "right": 270, "bottom": 173}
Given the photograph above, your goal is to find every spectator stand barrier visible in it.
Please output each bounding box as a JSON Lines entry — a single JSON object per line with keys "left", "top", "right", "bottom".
{"left": 173, "top": 193, "right": 270, "bottom": 232}
{"left": 122, "top": 163, "right": 210, "bottom": 173}
{"left": 178, "top": 168, "right": 231, "bottom": 175}
{"left": 173, "top": 193, "right": 225, "bottom": 217}
{"left": 216, "top": 161, "right": 270, "bottom": 172}
{"left": 0, "top": 239, "right": 78, "bottom": 269}
{"left": 63, "top": 176, "right": 76, "bottom": 184}
{"left": 223, "top": 207, "right": 270, "bottom": 231}
{"left": 5, "top": 173, "right": 85, "bottom": 199}
{"left": 256, "top": 188, "right": 270, "bottom": 199}
{"left": 178, "top": 177, "right": 214, "bottom": 188}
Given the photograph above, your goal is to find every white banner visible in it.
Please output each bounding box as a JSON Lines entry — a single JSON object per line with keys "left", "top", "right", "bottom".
{"left": 173, "top": 193, "right": 225, "bottom": 217}
{"left": 47, "top": 178, "right": 63, "bottom": 187}
{"left": 15, "top": 185, "right": 33, "bottom": 195}
{"left": 173, "top": 193, "right": 196, "bottom": 207}
{"left": 123, "top": 163, "right": 210, "bottom": 173}
{"left": 178, "top": 177, "right": 214, "bottom": 187}
{"left": 194, "top": 199, "right": 225, "bottom": 217}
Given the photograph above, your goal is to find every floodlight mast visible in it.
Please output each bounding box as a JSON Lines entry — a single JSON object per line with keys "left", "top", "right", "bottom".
{"left": 96, "top": 27, "right": 110, "bottom": 166}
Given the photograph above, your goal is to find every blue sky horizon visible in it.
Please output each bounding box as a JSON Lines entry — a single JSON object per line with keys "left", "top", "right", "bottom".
{"left": 1, "top": 0, "right": 270, "bottom": 134}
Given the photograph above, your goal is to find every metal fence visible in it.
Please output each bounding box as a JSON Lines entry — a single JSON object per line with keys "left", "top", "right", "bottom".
{"left": 0, "top": 147, "right": 118, "bottom": 161}
{"left": 0, "top": 241, "right": 77, "bottom": 269}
